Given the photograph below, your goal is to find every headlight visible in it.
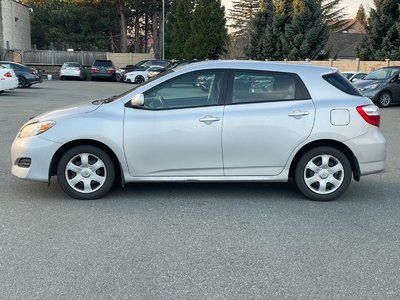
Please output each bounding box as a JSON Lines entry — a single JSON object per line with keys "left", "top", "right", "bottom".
{"left": 361, "top": 83, "right": 382, "bottom": 91}
{"left": 19, "top": 121, "right": 56, "bottom": 138}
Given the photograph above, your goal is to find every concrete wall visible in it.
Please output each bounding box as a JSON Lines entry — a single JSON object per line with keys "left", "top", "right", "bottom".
{"left": 1, "top": 0, "right": 31, "bottom": 51}
{"left": 107, "top": 53, "right": 155, "bottom": 68}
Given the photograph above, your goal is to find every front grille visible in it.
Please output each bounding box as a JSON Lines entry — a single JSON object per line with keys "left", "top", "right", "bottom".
{"left": 17, "top": 158, "right": 31, "bottom": 168}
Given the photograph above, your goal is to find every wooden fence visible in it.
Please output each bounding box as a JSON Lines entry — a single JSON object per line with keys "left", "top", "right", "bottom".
{"left": 11, "top": 50, "right": 154, "bottom": 67}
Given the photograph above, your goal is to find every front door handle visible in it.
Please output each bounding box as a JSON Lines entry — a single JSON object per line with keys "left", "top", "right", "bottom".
{"left": 288, "top": 110, "right": 309, "bottom": 119}
{"left": 199, "top": 115, "right": 220, "bottom": 123}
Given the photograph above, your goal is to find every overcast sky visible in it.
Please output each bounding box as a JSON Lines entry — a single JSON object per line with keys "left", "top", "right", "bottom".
{"left": 221, "top": 0, "right": 374, "bottom": 18}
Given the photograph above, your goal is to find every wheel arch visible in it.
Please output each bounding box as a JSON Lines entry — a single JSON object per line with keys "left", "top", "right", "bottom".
{"left": 289, "top": 139, "right": 360, "bottom": 181}
{"left": 49, "top": 139, "right": 123, "bottom": 185}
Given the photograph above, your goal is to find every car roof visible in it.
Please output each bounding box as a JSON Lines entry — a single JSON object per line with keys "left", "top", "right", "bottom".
{"left": 173, "top": 60, "right": 336, "bottom": 75}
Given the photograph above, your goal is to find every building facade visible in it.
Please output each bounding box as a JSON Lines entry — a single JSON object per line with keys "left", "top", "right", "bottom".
{"left": 0, "top": 0, "right": 31, "bottom": 56}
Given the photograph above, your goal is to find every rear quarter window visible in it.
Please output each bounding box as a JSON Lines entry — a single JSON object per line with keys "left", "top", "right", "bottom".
{"left": 323, "top": 72, "right": 361, "bottom": 96}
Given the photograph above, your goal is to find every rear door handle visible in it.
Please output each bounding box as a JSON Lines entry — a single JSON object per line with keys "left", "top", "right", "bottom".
{"left": 199, "top": 115, "right": 221, "bottom": 123}
{"left": 288, "top": 110, "right": 309, "bottom": 118}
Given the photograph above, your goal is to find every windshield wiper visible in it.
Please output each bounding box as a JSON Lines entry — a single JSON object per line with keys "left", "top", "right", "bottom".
{"left": 92, "top": 95, "right": 118, "bottom": 105}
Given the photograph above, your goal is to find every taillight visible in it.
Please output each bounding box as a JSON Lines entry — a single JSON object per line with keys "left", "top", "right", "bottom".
{"left": 4, "top": 72, "right": 12, "bottom": 77}
{"left": 28, "top": 69, "right": 36, "bottom": 74}
{"left": 356, "top": 105, "right": 380, "bottom": 127}
{"left": 91, "top": 67, "right": 98, "bottom": 72}
{"left": 106, "top": 68, "right": 115, "bottom": 73}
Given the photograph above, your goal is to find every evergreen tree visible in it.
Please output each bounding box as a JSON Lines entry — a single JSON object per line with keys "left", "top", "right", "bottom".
{"left": 318, "top": 0, "right": 347, "bottom": 31}
{"left": 166, "top": 0, "right": 194, "bottom": 59}
{"left": 283, "top": 0, "right": 329, "bottom": 59}
{"left": 184, "top": 0, "right": 228, "bottom": 59}
{"left": 245, "top": 0, "right": 276, "bottom": 59}
{"left": 355, "top": 4, "right": 367, "bottom": 26}
{"left": 357, "top": 0, "right": 400, "bottom": 60}
{"left": 228, "top": 0, "right": 260, "bottom": 37}
{"left": 246, "top": 0, "right": 329, "bottom": 60}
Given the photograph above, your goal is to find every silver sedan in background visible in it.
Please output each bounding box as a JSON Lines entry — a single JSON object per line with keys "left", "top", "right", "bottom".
{"left": 11, "top": 61, "right": 386, "bottom": 201}
{"left": 60, "top": 62, "right": 87, "bottom": 80}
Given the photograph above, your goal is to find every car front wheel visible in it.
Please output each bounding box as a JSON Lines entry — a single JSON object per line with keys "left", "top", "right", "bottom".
{"left": 377, "top": 91, "right": 392, "bottom": 108}
{"left": 135, "top": 76, "right": 145, "bottom": 84}
{"left": 294, "top": 147, "right": 352, "bottom": 201}
{"left": 57, "top": 146, "right": 115, "bottom": 200}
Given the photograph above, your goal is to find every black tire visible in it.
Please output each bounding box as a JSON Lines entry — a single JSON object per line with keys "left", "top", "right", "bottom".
{"left": 377, "top": 91, "right": 392, "bottom": 108}
{"left": 294, "top": 146, "right": 352, "bottom": 201}
{"left": 26, "top": 84, "right": 32, "bottom": 88}
{"left": 56, "top": 145, "right": 115, "bottom": 200}
{"left": 116, "top": 74, "right": 122, "bottom": 81}
{"left": 18, "top": 76, "right": 27, "bottom": 88}
{"left": 135, "top": 76, "right": 145, "bottom": 84}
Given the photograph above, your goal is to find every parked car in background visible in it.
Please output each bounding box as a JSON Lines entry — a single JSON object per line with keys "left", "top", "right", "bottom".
{"left": 60, "top": 62, "right": 87, "bottom": 80}
{"left": 123, "top": 65, "right": 164, "bottom": 83}
{"left": 116, "top": 60, "right": 170, "bottom": 81}
{"left": 146, "top": 66, "right": 168, "bottom": 79}
{"left": 353, "top": 66, "right": 400, "bottom": 107}
{"left": 341, "top": 71, "right": 368, "bottom": 82}
{"left": 90, "top": 60, "right": 116, "bottom": 81}
{"left": 146, "top": 60, "right": 202, "bottom": 79}
{"left": 168, "top": 59, "right": 201, "bottom": 70}
{"left": 0, "top": 61, "right": 42, "bottom": 88}
{"left": 11, "top": 60, "right": 386, "bottom": 201}
{"left": 0, "top": 66, "right": 18, "bottom": 93}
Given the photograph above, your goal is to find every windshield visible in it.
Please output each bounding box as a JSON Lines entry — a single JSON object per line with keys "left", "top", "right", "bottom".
{"left": 364, "top": 68, "right": 400, "bottom": 80}
{"left": 105, "top": 69, "right": 175, "bottom": 103}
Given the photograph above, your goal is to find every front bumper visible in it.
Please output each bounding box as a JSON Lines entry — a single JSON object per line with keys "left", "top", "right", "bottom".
{"left": 11, "top": 135, "right": 61, "bottom": 182}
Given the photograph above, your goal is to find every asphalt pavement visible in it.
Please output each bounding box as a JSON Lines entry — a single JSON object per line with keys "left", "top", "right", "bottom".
{"left": 0, "top": 80, "right": 400, "bottom": 299}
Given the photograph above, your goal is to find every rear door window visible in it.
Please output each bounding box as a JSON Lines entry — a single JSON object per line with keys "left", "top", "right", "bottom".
{"left": 230, "top": 70, "right": 310, "bottom": 104}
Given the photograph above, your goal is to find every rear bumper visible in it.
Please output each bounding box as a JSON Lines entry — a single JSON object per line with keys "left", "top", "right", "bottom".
{"left": 344, "top": 127, "right": 386, "bottom": 176}
{"left": 1, "top": 78, "right": 18, "bottom": 90}
{"left": 91, "top": 73, "right": 115, "bottom": 80}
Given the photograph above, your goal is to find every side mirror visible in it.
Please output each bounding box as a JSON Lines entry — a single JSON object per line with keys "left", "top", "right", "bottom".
{"left": 131, "top": 94, "right": 144, "bottom": 107}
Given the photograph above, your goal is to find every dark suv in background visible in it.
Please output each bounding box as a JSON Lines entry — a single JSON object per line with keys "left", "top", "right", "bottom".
{"left": 354, "top": 66, "right": 400, "bottom": 107}
{"left": 90, "top": 60, "right": 116, "bottom": 81}
{"left": 0, "top": 61, "right": 42, "bottom": 88}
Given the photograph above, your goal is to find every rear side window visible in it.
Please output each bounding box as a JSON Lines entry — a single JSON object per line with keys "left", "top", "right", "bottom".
{"left": 231, "top": 71, "right": 310, "bottom": 104}
{"left": 323, "top": 72, "right": 361, "bottom": 96}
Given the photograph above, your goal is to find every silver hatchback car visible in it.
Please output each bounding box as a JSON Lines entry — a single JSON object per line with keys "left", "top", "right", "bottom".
{"left": 11, "top": 61, "right": 386, "bottom": 201}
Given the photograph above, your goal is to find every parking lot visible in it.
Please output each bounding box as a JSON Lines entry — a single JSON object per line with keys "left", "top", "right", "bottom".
{"left": 1, "top": 80, "right": 400, "bottom": 299}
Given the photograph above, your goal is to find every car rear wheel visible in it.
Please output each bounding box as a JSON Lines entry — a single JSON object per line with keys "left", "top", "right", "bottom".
{"left": 294, "top": 146, "right": 352, "bottom": 201}
{"left": 57, "top": 146, "right": 115, "bottom": 200}
{"left": 18, "top": 76, "right": 27, "bottom": 88}
{"left": 135, "top": 76, "right": 145, "bottom": 84}
{"left": 377, "top": 91, "right": 392, "bottom": 108}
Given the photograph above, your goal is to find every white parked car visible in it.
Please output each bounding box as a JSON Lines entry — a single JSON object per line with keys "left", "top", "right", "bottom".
{"left": 60, "top": 62, "right": 87, "bottom": 80}
{"left": 123, "top": 66, "right": 164, "bottom": 84}
{"left": 0, "top": 67, "right": 18, "bottom": 93}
